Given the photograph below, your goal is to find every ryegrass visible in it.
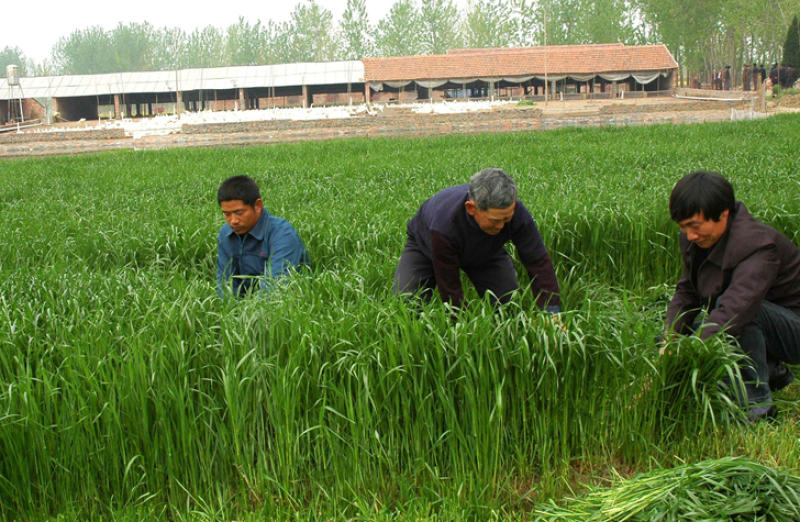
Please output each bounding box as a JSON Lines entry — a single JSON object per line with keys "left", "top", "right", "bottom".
{"left": 1, "top": 114, "right": 800, "bottom": 520}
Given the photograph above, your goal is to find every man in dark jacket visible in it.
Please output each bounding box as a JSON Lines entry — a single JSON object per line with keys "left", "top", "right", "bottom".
{"left": 769, "top": 63, "right": 779, "bottom": 86}
{"left": 743, "top": 64, "right": 750, "bottom": 91}
{"left": 394, "top": 168, "right": 560, "bottom": 313}
{"left": 666, "top": 171, "right": 800, "bottom": 420}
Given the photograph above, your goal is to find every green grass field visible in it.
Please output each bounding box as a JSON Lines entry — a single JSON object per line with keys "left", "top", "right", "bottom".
{"left": 1, "top": 115, "right": 799, "bottom": 521}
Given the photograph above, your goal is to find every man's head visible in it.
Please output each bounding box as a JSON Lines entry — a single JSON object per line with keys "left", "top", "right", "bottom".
{"left": 670, "top": 171, "right": 735, "bottom": 249}
{"left": 218, "top": 175, "right": 263, "bottom": 235}
{"left": 466, "top": 168, "right": 518, "bottom": 235}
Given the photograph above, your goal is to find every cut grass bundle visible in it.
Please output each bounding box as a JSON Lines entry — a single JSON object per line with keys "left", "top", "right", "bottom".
{"left": 534, "top": 456, "right": 800, "bottom": 521}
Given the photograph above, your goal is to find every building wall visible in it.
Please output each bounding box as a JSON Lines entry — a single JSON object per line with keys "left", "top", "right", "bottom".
{"left": 2, "top": 98, "right": 44, "bottom": 123}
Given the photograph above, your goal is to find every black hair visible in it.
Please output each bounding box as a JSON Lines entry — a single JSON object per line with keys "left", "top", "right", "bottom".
{"left": 669, "top": 171, "right": 735, "bottom": 222}
{"left": 217, "top": 175, "right": 261, "bottom": 207}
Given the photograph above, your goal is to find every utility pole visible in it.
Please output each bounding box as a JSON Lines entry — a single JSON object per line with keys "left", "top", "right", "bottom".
{"left": 174, "top": 32, "right": 182, "bottom": 119}
{"left": 544, "top": 2, "right": 548, "bottom": 107}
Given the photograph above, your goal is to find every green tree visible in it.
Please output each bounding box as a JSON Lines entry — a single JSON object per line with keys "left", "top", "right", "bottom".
{"left": 542, "top": 0, "right": 586, "bottom": 45}
{"left": 584, "top": 0, "right": 636, "bottom": 44}
{"left": 226, "top": 17, "right": 263, "bottom": 66}
{"left": 156, "top": 27, "right": 189, "bottom": 70}
{"left": 463, "top": 0, "right": 514, "bottom": 48}
{"left": 783, "top": 14, "right": 800, "bottom": 67}
{"left": 0, "top": 46, "right": 31, "bottom": 76}
{"left": 339, "top": 0, "right": 375, "bottom": 59}
{"left": 261, "top": 20, "right": 293, "bottom": 65}
{"left": 376, "top": 0, "right": 423, "bottom": 56}
{"left": 510, "top": 0, "right": 542, "bottom": 47}
{"left": 286, "top": 0, "right": 336, "bottom": 62}
{"left": 111, "top": 22, "right": 159, "bottom": 72}
{"left": 419, "top": 0, "right": 460, "bottom": 54}
{"left": 51, "top": 26, "right": 116, "bottom": 74}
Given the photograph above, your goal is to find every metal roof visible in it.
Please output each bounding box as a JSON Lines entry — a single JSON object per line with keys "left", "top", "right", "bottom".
{"left": 0, "top": 61, "right": 365, "bottom": 100}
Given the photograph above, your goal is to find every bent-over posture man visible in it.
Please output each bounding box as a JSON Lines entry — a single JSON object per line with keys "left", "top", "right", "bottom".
{"left": 394, "top": 168, "right": 560, "bottom": 312}
{"left": 217, "top": 175, "right": 309, "bottom": 297}
{"left": 666, "top": 171, "right": 800, "bottom": 419}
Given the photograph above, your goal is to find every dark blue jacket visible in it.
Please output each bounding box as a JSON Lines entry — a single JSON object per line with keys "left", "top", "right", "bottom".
{"left": 217, "top": 209, "right": 309, "bottom": 297}
{"left": 407, "top": 184, "right": 559, "bottom": 310}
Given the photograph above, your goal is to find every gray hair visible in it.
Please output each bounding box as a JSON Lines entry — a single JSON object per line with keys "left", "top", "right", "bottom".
{"left": 468, "top": 168, "right": 518, "bottom": 210}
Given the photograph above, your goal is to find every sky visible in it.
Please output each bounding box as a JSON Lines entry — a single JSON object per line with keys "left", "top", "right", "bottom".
{"left": 4, "top": 0, "right": 471, "bottom": 64}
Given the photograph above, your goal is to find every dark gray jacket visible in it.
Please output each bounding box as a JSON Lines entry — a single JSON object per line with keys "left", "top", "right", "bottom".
{"left": 666, "top": 202, "right": 800, "bottom": 338}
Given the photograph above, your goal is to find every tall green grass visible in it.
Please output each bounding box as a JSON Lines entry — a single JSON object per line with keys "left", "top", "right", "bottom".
{"left": 1, "top": 115, "right": 799, "bottom": 520}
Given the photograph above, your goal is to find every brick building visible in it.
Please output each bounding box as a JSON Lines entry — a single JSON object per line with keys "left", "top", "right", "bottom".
{"left": 363, "top": 44, "right": 678, "bottom": 103}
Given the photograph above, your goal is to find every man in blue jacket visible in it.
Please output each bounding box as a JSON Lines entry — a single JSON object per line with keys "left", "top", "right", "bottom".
{"left": 394, "top": 168, "right": 560, "bottom": 313}
{"left": 216, "top": 175, "right": 309, "bottom": 297}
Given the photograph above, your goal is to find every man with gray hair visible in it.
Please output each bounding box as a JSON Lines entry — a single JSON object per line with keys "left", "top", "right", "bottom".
{"left": 393, "top": 168, "right": 560, "bottom": 312}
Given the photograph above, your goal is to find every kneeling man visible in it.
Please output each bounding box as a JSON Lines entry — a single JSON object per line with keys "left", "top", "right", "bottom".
{"left": 666, "top": 171, "right": 800, "bottom": 419}
{"left": 394, "top": 168, "right": 560, "bottom": 313}
{"left": 217, "top": 175, "right": 310, "bottom": 297}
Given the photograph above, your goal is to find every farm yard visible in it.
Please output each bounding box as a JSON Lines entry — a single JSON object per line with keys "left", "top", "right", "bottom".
{"left": 1, "top": 114, "right": 800, "bottom": 521}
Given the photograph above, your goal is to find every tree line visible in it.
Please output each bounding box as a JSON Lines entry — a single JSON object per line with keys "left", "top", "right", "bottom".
{"left": 3, "top": 0, "right": 800, "bottom": 85}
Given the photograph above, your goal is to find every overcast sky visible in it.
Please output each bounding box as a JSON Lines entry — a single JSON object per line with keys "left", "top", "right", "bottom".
{"left": 4, "top": 0, "right": 470, "bottom": 64}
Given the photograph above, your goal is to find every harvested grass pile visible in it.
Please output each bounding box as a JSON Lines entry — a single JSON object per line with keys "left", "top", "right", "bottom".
{"left": 535, "top": 457, "right": 800, "bottom": 521}
{"left": 776, "top": 93, "right": 800, "bottom": 108}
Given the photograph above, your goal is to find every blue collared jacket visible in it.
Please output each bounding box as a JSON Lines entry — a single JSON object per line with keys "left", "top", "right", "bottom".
{"left": 216, "top": 209, "right": 310, "bottom": 297}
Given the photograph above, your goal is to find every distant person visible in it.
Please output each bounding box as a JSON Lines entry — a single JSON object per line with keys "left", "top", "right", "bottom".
{"left": 723, "top": 65, "right": 732, "bottom": 91}
{"left": 759, "top": 64, "right": 767, "bottom": 83}
{"left": 743, "top": 64, "right": 750, "bottom": 91}
{"left": 752, "top": 63, "right": 760, "bottom": 87}
{"left": 786, "top": 66, "right": 797, "bottom": 89}
{"left": 394, "top": 168, "right": 560, "bottom": 313}
{"left": 769, "top": 63, "right": 779, "bottom": 86}
{"left": 216, "top": 175, "right": 310, "bottom": 297}
{"left": 665, "top": 171, "right": 800, "bottom": 421}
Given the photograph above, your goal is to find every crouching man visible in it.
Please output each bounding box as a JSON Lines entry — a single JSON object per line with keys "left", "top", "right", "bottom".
{"left": 666, "top": 171, "right": 800, "bottom": 420}
{"left": 217, "top": 175, "right": 309, "bottom": 297}
{"left": 393, "top": 168, "right": 560, "bottom": 313}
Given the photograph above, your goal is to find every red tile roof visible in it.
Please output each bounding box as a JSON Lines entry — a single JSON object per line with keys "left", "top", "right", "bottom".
{"left": 447, "top": 43, "right": 625, "bottom": 55}
{"left": 363, "top": 44, "right": 677, "bottom": 82}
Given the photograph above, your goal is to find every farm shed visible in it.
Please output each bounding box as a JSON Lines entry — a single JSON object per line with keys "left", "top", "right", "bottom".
{"left": 0, "top": 61, "right": 365, "bottom": 123}
{"left": 362, "top": 44, "right": 678, "bottom": 102}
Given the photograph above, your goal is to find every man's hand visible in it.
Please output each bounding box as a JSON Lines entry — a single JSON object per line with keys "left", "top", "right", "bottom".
{"left": 546, "top": 313, "right": 567, "bottom": 333}
{"left": 657, "top": 331, "right": 677, "bottom": 356}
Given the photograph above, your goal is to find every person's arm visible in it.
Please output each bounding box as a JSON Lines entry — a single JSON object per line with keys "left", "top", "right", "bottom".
{"left": 521, "top": 252, "right": 561, "bottom": 313}
{"left": 511, "top": 204, "right": 560, "bottom": 312}
{"left": 430, "top": 230, "right": 464, "bottom": 308}
{"left": 216, "top": 234, "right": 235, "bottom": 298}
{"left": 665, "top": 261, "right": 702, "bottom": 335}
{"left": 262, "top": 225, "right": 309, "bottom": 293}
{"left": 697, "top": 246, "right": 780, "bottom": 339}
